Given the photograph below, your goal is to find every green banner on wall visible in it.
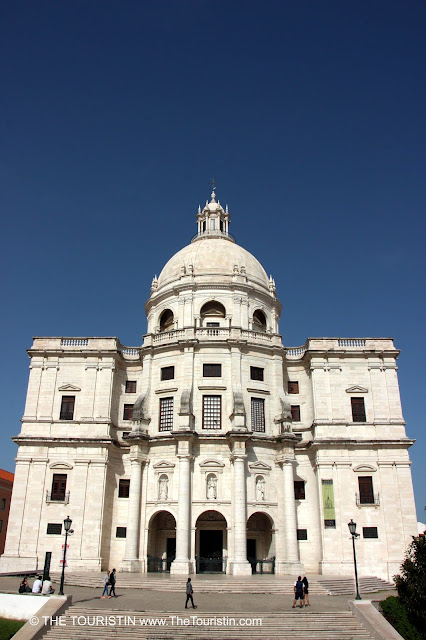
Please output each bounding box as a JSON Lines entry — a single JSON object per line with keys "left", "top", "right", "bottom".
{"left": 322, "top": 479, "right": 336, "bottom": 520}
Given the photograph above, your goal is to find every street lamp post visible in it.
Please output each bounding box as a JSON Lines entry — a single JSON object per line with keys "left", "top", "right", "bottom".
{"left": 348, "top": 519, "right": 361, "bottom": 600}
{"left": 58, "top": 516, "right": 73, "bottom": 596}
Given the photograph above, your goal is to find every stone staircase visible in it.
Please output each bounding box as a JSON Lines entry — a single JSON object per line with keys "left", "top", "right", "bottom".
{"left": 44, "top": 606, "right": 375, "bottom": 640}
{"left": 50, "top": 572, "right": 394, "bottom": 595}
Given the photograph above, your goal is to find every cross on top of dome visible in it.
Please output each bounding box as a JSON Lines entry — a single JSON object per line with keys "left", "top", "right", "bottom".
{"left": 193, "top": 184, "right": 233, "bottom": 243}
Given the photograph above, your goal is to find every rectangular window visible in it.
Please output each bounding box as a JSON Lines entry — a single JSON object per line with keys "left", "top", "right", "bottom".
{"left": 251, "top": 398, "right": 265, "bottom": 432}
{"left": 159, "top": 397, "right": 174, "bottom": 431}
{"left": 122, "top": 431, "right": 130, "bottom": 438}
{"left": 161, "top": 366, "right": 175, "bottom": 381}
{"left": 51, "top": 474, "right": 67, "bottom": 501}
{"left": 324, "top": 520, "right": 336, "bottom": 528}
{"left": 288, "top": 381, "right": 299, "bottom": 394}
{"left": 206, "top": 322, "right": 219, "bottom": 327}
{"left": 47, "top": 523, "right": 62, "bottom": 535}
{"left": 203, "top": 364, "right": 222, "bottom": 377}
{"left": 202, "top": 395, "right": 221, "bottom": 429}
{"left": 358, "top": 476, "right": 374, "bottom": 504}
{"left": 297, "top": 529, "right": 308, "bottom": 540}
{"left": 250, "top": 366, "right": 264, "bottom": 381}
{"left": 0, "top": 520, "right": 2, "bottom": 533}
{"left": 123, "top": 404, "right": 134, "bottom": 420}
{"left": 118, "top": 479, "right": 130, "bottom": 498}
{"left": 60, "top": 396, "right": 75, "bottom": 420}
{"left": 363, "top": 526, "right": 378, "bottom": 539}
{"left": 351, "top": 397, "right": 366, "bottom": 422}
{"left": 116, "top": 527, "right": 127, "bottom": 538}
{"left": 0, "top": 498, "right": 6, "bottom": 510}
{"left": 294, "top": 480, "right": 305, "bottom": 500}
{"left": 291, "top": 405, "right": 301, "bottom": 422}
{"left": 125, "top": 380, "right": 137, "bottom": 393}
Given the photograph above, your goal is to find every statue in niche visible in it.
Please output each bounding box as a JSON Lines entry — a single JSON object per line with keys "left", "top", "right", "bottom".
{"left": 256, "top": 476, "right": 265, "bottom": 501}
{"left": 159, "top": 475, "right": 168, "bottom": 501}
{"left": 207, "top": 474, "right": 217, "bottom": 499}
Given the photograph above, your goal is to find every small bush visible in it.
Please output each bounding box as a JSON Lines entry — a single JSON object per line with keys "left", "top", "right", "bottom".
{"left": 380, "top": 597, "right": 422, "bottom": 640}
{"left": 0, "top": 617, "right": 25, "bottom": 640}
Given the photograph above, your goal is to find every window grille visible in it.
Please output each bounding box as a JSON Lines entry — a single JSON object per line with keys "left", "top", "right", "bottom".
{"left": 202, "top": 395, "right": 221, "bottom": 429}
{"left": 251, "top": 398, "right": 265, "bottom": 432}
{"left": 363, "top": 526, "right": 378, "bottom": 538}
{"left": 159, "top": 397, "right": 174, "bottom": 431}
{"left": 47, "top": 523, "right": 62, "bottom": 535}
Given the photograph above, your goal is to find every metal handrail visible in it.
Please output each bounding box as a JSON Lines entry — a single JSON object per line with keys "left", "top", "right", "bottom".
{"left": 355, "top": 493, "right": 380, "bottom": 506}
{"left": 46, "top": 491, "right": 70, "bottom": 504}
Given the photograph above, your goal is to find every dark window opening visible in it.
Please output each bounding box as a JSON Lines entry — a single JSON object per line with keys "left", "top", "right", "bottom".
{"left": 159, "top": 397, "right": 174, "bottom": 431}
{"left": 291, "top": 405, "right": 301, "bottom": 422}
{"left": 125, "top": 380, "right": 137, "bottom": 393}
{"left": 116, "top": 527, "right": 127, "bottom": 538}
{"left": 297, "top": 529, "right": 308, "bottom": 540}
{"left": 118, "top": 479, "right": 130, "bottom": 498}
{"left": 324, "top": 520, "right": 336, "bottom": 528}
{"left": 47, "top": 523, "right": 62, "bottom": 535}
{"left": 123, "top": 404, "right": 134, "bottom": 420}
{"left": 358, "top": 476, "right": 374, "bottom": 504}
{"left": 161, "top": 366, "right": 175, "bottom": 381}
{"left": 122, "top": 431, "right": 130, "bottom": 438}
{"left": 250, "top": 366, "right": 264, "bottom": 381}
{"left": 51, "top": 474, "right": 67, "bottom": 501}
{"left": 60, "top": 396, "right": 75, "bottom": 420}
{"left": 203, "top": 363, "right": 221, "bottom": 377}
{"left": 159, "top": 309, "right": 174, "bottom": 332}
{"left": 351, "top": 397, "right": 366, "bottom": 422}
{"left": 1, "top": 498, "right": 6, "bottom": 510}
{"left": 202, "top": 395, "right": 221, "bottom": 429}
{"left": 253, "top": 310, "right": 267, "bottom": 332}
{"left": 288, "top": 381, "right": 299, "bottom": 394}
{"left": 294, "top": 480, "right": 305, "bottom": 500}
{"left": 363, "top": 526, "right": 378, "bottom": 539}
{"left": 206, "top": 322, "right": 220, "bottom": 327}
{"left": 251, "top": 398, "right": 265, "bottom": 432}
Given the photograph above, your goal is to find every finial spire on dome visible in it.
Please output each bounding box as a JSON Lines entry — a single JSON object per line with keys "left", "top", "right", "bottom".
{"left": 210, "top": 177, "right": 217, "bottom": 203}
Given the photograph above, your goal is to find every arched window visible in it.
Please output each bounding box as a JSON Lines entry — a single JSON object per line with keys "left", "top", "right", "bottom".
{"left": 159, "top": 309, "right": 174, "bottom": 332}
{"left": 253, "top": 310, "right": 267, "bottom": 332}
{"left": 200, "top": 301, "right": 226, "bottom": 320}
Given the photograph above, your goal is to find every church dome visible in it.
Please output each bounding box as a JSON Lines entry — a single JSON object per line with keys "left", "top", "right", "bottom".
{"left": 157, "top": 237, "right": 270, "bottom": 291}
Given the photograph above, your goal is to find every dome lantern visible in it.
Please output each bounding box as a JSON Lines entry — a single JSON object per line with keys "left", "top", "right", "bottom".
{"left": 194, "top": 187, "right": 233, "bottom": 243}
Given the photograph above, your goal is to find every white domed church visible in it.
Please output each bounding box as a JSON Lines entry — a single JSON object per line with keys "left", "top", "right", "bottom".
{"left": 0, "top": 189, "right": 417, "bottom": 580}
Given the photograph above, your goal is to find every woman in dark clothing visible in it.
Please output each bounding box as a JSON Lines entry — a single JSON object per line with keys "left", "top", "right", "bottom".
{"left": 19, "top": 577, "right": 31, "bottom": 593}
{"left": 108, "top": 568, "right": 117, "bottom": 598}
{"left": 302, "top": 576, "right": 310, "bottom": 606}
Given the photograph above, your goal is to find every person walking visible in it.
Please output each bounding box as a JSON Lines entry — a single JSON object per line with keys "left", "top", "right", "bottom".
{"left": 108, "top": 568, "right": 117, "bottom": 598}
{"left": 185, "top": 578, "right": 197, "bottom": 609}
{"left": 292, "top": 575, "right": 305, "bottom": 608}
{"left": 101, "top": 570, "right": 110, "bottom": 598}
{"left": 302, "top": 576, "right": 310, "bottom": 606}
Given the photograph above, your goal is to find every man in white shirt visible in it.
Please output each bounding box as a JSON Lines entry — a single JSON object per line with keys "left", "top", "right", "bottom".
{"left": 42, "top": 576, "right": 55, "bottom": 595}
{"left": 32, "top": 576, "right": 42, "bottom": 593}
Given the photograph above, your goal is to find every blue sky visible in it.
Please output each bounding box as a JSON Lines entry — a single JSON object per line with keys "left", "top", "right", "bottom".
{"left": 1, "top": 1, "right": 425, "bottom": 519}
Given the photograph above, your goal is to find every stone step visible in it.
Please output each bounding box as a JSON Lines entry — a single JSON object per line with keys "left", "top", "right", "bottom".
{"left": 50, "top": 573, "right": 393, "bottom": 595}
{"left": 44, "top": 607, "right": 374, "bottom": 640}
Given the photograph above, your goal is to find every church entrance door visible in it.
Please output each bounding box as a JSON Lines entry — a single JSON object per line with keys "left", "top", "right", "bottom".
{"left": 147, "top": 511, "right": 176, "bottom": 572}
{"left": 195, "top": 510, "right": 227, "bottom": 573}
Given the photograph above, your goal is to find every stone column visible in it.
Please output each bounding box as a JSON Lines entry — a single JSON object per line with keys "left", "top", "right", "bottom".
{"left": 229, "top": 436, "right": 251, "bottom": 576}
{"left": 121, "top": 439, "right": 148, "bottom": 572}
{"left": 121, "top": 460, "right": 144, "bottom": 571}
{"left": 171, "top": 437, "right": 193, "bottom": 574}
{"left": 282, "top": 460, "right": 301, "bottom": 566}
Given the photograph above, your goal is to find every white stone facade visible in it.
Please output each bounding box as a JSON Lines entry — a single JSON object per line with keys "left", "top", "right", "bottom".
{"left": 0, "top": 190, "right": 417, "bottom": 580}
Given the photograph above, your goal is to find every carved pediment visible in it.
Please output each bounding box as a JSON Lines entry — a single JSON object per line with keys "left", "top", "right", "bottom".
{"left": 353, "top": 464, "right": 377, "bottom": 472}
{"left": 346, "top": 385, "right": 368, "bottom": 393}
{"left": 153, "top": 460, "right": 175, "bottom": 469}
{"left": 58, "top": 384, "right": 81, "bottom": 392}
{"left": 49, "top": 462, "right": 73, "bottom": 470}
{"left": 199, "top": 459, "right": 225, "bottom": 469}
{"left": 248, "top": 461, "right": 272, "bottom": 472}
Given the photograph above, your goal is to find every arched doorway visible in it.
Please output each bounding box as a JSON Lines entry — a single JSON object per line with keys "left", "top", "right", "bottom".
{"left": 247, "top": 512, "right": 275, "bottom": 574}
{"left": 200, "top": 301, "right": 226, "bottom": 327}
{"left": 159, "top": 309, "right": 174, "bottom": 332}
{"left": 195, "top": 510, "right": 227, "bottom": 573}
{"left": 147, "top": 510, "right": 176, "bottom": 572}
{"left": 253, "top": 309, "right": 267, "bottom": 332}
